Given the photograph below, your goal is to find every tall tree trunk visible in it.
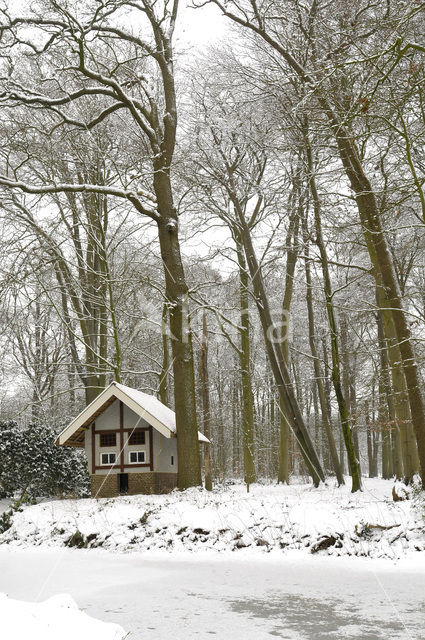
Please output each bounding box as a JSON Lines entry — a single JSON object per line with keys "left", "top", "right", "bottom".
{"left": 377, "top": 310, "right": 403, "bottom": 479}
{"left": 215, "top": 368, "right": 226, "bottom": 480}
{"left": 159, "top": 303, "right": 170, "bottom": 406}
{"left": 200, "top": 312, "right": 213, "bottom": 491}
{"left": 304, "top": 133, "right": 362, "bottom": 492}
{"left": 366, "top": 401, "right": 375, "bottom": 478}
{"left": 278, "top": 188, "right": 301, "bottom": 484}
{"left": 377, "top": 311, "right": 395, "bottom": 479}
{"left": 302, "top": 213, "right": 344, "bottom": 485}
{"left": 231, "top": 379, "right": 241, "bottom": 476}
{"left": 233, "top": 201, "right": 325, "bottom": 486}
{"left": 340, "top": 316, "right": 360, "bottom": 463}
{"left": 153, "top": 17, "right": 201, "bottom": 490}
{"left": 371, "top": 379, "right": 380, "bottom": 477}
{"left": 376, "top": 285, "right": 419, "bottom": 482}
{"left": 156, "top": 171, "right": 201, "bottom": 489}
{"left": 325, "top": 112, "right": 425, "bottom": 485}
{"left": 236, "top": 242, "right": 256, "bottom": 487}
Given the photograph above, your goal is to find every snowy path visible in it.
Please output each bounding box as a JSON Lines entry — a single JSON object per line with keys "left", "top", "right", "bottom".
{"left": 0, "top": 549, "right": 424, "bottom": 639}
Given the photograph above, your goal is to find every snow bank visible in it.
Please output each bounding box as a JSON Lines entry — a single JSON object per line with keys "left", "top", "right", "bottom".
{"left": 1, "top": 478, "right": 424, "bottom": 559}
{"left": 0, "top": 592, "right": 126, "bottom": 640}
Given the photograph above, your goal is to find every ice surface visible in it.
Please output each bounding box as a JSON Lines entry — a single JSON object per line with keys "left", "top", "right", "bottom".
{"left": 0, "top": 548, "right": 424, "bottom": 639}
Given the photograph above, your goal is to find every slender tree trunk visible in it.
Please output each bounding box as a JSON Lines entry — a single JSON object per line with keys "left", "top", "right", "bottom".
{"left": 376, "top": 311, "right": 403, "bottom": 479}
{"left": 233, "top": 202, "right": 325, "bottom": 486}
{"left": 340, "top": 317, "right": 360, "bottom": 463}
{"left": 216, "top": 369, "right": 226, "bottom": 480}
{"left": 232, "top": 379, "right": 241, "bottom": 477}
{"left": 236, "top": 242, "right": 256, "bottom": 487}
{"left": 377, "top": 311, "right": 395, "bottom": 479}
{"left": 366, "top": 401, "right": 375, "bottom": 478}
{"left": 302, "top": 212, "right": 344, "bottom": 485}
{"left": 304, "top": 134, "right": 362, "bottom": 492}
{"left": 371, "top": 379, "right": 380, "bottom": 477}
{"left": 376, "top": 285, "right": 419, "bottom": 482}
{"left": 200, "top": 312, "right": 213, "bottom": 491}
{"left": 324, "top": 110, "right": 425, "bottom": 485}
{"left": 278, "top": 191, "right": 300, "bottom": 484}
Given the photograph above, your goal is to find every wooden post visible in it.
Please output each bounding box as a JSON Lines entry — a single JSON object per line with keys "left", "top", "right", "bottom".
{"left": 120, "top": 401, "right": 124, "bottom": 472}
{"left": 149, "top": 425, "right": 154, "bottom": 471}
{"left": 91, "top": 422, "right": 96, "bottom": 474}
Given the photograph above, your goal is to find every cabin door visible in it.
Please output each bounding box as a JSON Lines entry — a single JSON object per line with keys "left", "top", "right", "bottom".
{"left": 119, "top": 473, "right": 128, "bottom": 494}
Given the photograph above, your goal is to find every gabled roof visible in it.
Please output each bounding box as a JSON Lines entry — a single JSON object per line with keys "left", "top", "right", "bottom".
{"left": 56, "top": 381, "right": 210, "bottom": 448}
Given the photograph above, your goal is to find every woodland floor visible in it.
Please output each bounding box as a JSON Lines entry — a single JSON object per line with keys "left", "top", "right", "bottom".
{"left": 1, "top": 477, "right": 425, "bottom": 558}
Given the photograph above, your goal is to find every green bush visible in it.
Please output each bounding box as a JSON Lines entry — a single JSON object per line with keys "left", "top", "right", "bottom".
{"left": 0, "top": 421, "right": 90, "bottom": 499}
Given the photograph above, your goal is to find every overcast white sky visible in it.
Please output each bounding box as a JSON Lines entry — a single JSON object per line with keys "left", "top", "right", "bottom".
{"left": 176, "top": 1, "right": 228, "bottom": 47}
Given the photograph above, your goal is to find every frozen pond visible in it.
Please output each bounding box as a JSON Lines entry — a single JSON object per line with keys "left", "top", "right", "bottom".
{"left": 0, "top": 548, "right": 424, "bottom": 639}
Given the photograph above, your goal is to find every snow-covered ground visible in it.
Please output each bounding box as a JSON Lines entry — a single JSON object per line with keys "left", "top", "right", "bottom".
{"left": 1, "top": 478, "right": 424, "bottom": 558}
{"left": 1, "top": 548, "right": 425, "bottom": 639}
{"left": 1, "top": 592, "right": 125, "bottom": 640}
{"left": 2, "top": 479, "right": 425, "bottom": 639}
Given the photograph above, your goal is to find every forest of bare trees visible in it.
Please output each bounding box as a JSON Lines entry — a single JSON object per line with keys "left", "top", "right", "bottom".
{"left": 0, "top": 0, "right": 425, "bottom": 492}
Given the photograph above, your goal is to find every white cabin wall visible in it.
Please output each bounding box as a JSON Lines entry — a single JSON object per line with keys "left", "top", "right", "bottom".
{"left": 83, "top": 397, "right": 179, "bottom": 476}
{"left": 153, "top": 429, "right": 178, "bottom": 473}
{"left": 95, "top": 400, "right": 119, "bottom": 430}
{"left": 123, "top": 403, "right": 149, "bottom": 430}
{"left": 92, "top": 400, "right": 119, "bottom": 475}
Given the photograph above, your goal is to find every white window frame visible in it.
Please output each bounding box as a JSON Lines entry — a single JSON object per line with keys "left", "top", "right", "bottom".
{"left": 128, "top": 450, "right": 145, "bottom": 464}
{"left": 100, "top": 452, "right": 116, "bottom": 466}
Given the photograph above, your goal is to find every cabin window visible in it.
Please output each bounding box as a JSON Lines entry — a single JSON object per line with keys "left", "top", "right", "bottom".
{"left": 129, "top": 430, "right": 145, "bottom": 445}
{"left": 129, "top": 451, "right": 145, "bottom": 464}
{"left": 100, "top": 433, "right": 116, "bottom": 447}
{"left": 171, "top": 455, "right": 174, "bottom": 466}
{"left": 100, "top": 452, "right": 116, "bottom": 465}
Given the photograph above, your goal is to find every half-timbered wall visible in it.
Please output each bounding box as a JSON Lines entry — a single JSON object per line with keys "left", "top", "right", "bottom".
{"left": 85, "top": 398, "right": 177, "bottom": 475}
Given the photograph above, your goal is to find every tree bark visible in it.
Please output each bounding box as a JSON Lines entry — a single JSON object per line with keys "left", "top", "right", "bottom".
{"left": 200, "top": 312, "right": 213, "bottom": 491}
{"left": 234, "top": 203, "right": 325, "bottom": 486}
{"left": 375, "top": 285, "right": 419, "bottom": 482}
{"left": 278, "top": 188, "right": 301, "bottom": 484}
{"left": 302, "top": 212, "right": 344, "bottom": 485}
{"left": 324, "top": 113, "right": 425, "bottom": 485}
{"left": 236, "top": 243, "right": 256, "bottom": 487}
{"left": 156, "top": 179, "right": 201, "bottom": 489}
{"left": 159, "top": 303, "right": 170, "bottom": 406}
{"left": 377, "top": 311, "right": 395, "bottom": 479}
{"left": 212, "top": 3, "right": 425, "bottom": 485}
{"left": 304, "top": 133, "right": 362, "bottom": 492}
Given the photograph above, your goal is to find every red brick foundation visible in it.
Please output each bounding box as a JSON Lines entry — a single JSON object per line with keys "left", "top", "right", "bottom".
{"left": 90, "top": 474, "right": 118, "bottom": 498}
{"left": 91, "top": 472, "right": 177, "bottom": 498}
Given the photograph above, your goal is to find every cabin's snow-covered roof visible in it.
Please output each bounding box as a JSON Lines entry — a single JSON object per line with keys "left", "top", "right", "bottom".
{"left": 56, "top": 381, "right": 210, "bottom": 447}
{"left": 114, "top": 383, "right": 177, "bottom": 433}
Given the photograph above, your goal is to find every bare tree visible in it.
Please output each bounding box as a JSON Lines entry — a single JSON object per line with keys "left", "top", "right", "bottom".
{"left": 0, "top": 0, "right": 201, "bottom": 488}
{"left": 203, "top": 0, "right": 425, "bottom": 485}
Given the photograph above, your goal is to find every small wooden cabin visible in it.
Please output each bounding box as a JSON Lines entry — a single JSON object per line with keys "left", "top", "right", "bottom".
{"left": 56, "top": 381, "right": 209, "bottom": 498}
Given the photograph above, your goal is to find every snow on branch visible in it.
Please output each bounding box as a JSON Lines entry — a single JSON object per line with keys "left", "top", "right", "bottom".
{"left": 0, "top": 178, "right": 159, "bottom": 221}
